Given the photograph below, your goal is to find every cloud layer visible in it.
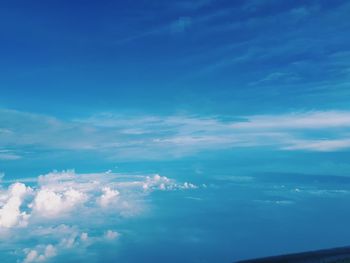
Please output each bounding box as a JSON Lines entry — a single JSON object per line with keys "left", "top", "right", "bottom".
{"left": 1, "top": 109, "right": 350, "bottom": 161}
{"left": 0, "top": 170, "right": 197, "bottom": 262}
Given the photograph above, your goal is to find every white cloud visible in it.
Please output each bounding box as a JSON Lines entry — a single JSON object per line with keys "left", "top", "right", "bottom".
{"left": 80, "top": 232, "right": 88, "bottom": 241}
{"left": 142, "top": 174, "right": 197, "bottom": 191}
{"left": 0, "top": 183, "right": 31, "bottom": 228}
{"left": 22, "top": 228, "right": 121, "bottom": 262}
{"left": 0, "top": 170, "right": 197, "bottom": 262}
{"left": 23, "top": 244, "right": 56, "bottom": 263}
{"left": 0, "top": 149, "right": 21, "bottom": 160}
{"left": 284, "top": 139, "right": 350, "bottom": 152}
{"left": 232, "top": 111, "right": 350, "bottom": 130}
{"left": 31, "top": 188, "right": 87, "bottom": 218}
{"left": 2, "top": 108, "right": 350, "bottom": 157}
{"left": 98, "top": 187, "right": 119, "bottom": 208}
{"left": 0, "top": 153, "right": 21, "bottom": 160}
{"left": 104, "top": 230, "right": 119, "bottom": 240}
{"left": 59, "top": 234, "right": 78, "bottom": 249}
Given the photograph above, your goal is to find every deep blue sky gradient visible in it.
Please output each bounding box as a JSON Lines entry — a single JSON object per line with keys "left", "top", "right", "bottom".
{"left": 1, "top": 0, "right": 350, "bottom": 116}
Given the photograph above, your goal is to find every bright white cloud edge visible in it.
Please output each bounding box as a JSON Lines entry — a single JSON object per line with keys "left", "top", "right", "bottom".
{"left": 0, "top": 170, "right": 197, "bottom": 262}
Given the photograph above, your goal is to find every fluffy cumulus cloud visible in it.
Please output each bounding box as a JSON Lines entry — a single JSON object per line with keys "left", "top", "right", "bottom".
{"left": 142, "top": 174, "right": 197, "bottom": 191}
{"left": 31, "top": 188, "right": 87, "bottom": 218}
{"left": 0, "top": 183, "right": 31, "bottom": 228}
{"left": 98, "top": 187, "right": 119, "bottom": 208}
{"left": 23, "top": 244, "right": 57, "bottom": 263}
{"left": 0, "top": 170, "right": 197, "bottom": 262}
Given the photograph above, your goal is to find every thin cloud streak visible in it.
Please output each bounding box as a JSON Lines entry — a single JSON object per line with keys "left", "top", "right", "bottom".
{"left": 2, "top": 109, "right": 350, "bottom": 160}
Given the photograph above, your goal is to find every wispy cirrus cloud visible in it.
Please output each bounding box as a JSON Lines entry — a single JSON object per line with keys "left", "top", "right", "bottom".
{"left": 113, "top": 4, "right": 235, "bottom": 45}
{"left": 283, "top": 139, "right": 350, "bottom": 152}
{"left": 172, "top": 0, "right": 213, "bottom": 10}
{"left": 0, "top": 149, "right": 21, "bottom": 160}
{"left": 1, "top": 109, "right": 350, "bottom": 161}
{"left": 190, "top": 0, "right": 350, "bottom": 88}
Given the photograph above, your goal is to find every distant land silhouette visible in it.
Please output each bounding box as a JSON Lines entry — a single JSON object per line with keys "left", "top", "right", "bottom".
{"left": 237, "top": 246, "right": 350, "bottom": 263}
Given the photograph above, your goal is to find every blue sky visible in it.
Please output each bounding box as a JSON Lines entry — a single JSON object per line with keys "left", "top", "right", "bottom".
{"left": 1, "top": 0, "right": 350, "bottom": 262}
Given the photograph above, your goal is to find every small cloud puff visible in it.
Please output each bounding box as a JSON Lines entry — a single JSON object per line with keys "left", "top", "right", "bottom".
{"left": 142, "top": 174, "right": 197, "bottom": 191}
{"left": 80, "top": 232, "right": 88, "bottom": 241}
{"left": 22, "top": 229, "right": 120, "bottom": 263}
{"left": 104, "top": 230, "right": 119, "bottom": 240}
{"left": 23, "top": 244, "right": 56, "bottom": 263}
{"left": 98, "top": 187, "right": 119, "bottom": 208}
